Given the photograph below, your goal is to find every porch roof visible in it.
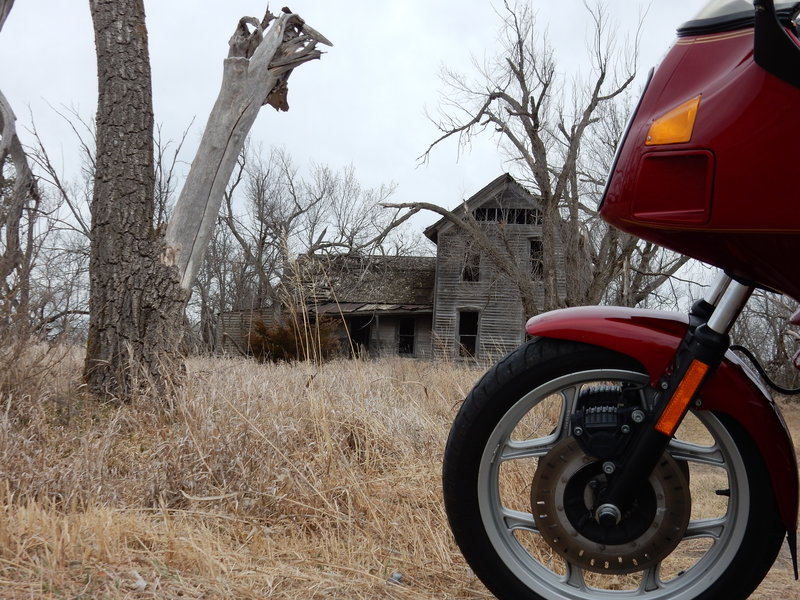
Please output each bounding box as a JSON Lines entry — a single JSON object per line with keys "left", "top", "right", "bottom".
{"left": 309, "top": 302, "right": 433, "bottom": 315}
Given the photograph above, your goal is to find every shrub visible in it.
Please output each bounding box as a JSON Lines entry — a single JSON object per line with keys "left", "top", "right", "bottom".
{"left": 246, "top": 317, "right": 341, "bottom": 362}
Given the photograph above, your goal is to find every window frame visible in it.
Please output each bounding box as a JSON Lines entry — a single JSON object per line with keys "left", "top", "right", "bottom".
{"left": 462, "top": 248, "right": 481, "bottom": 282}
{"left": 398, "top": 317, "right": 415, "bottom": 356}
{"left": 457, "top": 310, "right": 480, "bottom": 358}
{"left": 530, "top": 238, "right": 544, "bottom": 280}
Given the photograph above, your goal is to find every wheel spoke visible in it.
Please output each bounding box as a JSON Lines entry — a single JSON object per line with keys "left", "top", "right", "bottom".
{"left": 501, "top": 507, "right": 539, "bottom": 533}
{"left": 469, "top": 363, "right": 753, "bottom": 599}
{"left": 499, "top": 386, "right": 578, "bottom": 461}
{"left": 639, "top": 564, "right": 663, "bottom": 592}
{"left": 668, "top": 439, "right": 725, "bottom": 467}
{"left": 556, "top": 385, "right": 579, "bottom": 441}
{"left": 500, "top": 437, "right": 555, "bottom": 461}
{"left": 685, "top": 516, "right": 726, "bottom": 540}
{"left": 564, "top": 561, "right": 588, "bottom": 591}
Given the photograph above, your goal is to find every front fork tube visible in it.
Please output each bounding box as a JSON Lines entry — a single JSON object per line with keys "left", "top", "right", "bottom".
{"left": 597, "top": 275, "right": 754, "bottom": 520}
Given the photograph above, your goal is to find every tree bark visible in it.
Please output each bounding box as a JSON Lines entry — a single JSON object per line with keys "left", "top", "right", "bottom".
{"left": 0, "top": 0, "right": 13, "bottom": 32}
{"left": 85, "top": 0, "right": 185, "bottom": 399}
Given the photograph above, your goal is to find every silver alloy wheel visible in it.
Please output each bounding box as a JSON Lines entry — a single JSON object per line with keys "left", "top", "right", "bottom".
{"left": 476, "top": 369, "right": 749, "bottom": 599}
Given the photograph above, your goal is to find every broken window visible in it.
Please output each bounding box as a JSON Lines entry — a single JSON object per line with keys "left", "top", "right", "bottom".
{"left": 473, "top": 207, "right": 542, "bottom": 225}
{"left": 458, "top": 311, "right": 479, "bottom": 357}
{"left": 462, "top": 248, "right": 481, "bottom": 282}
{"left": 530, "top": 239, "right": 544, "bottom": 280}
{"left": 398, "top": 317, "right": 415, "bottom": 355}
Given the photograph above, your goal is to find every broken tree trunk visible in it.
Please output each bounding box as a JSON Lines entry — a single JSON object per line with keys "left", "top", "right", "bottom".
{"left": 0, "top": 0, "right": 41, "bottom": 329}
{"left": 84, "top": 3, "right": 330, "bottom": 401}
{"left": 164, "top": 10, "right": 331, "bottom": 290}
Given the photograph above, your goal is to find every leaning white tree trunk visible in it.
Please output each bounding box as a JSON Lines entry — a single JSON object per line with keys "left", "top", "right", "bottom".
{"left": 165, "top": 10, "right": 331, "bottom": 290}
{"left": 0, "top": 0, "right": 40, "bottom": 323}
{"left": 0, "top": 0, "right": 13, "bottom": 32}
{"left": 0, "top": 90, "right": 39, "bottom": 292}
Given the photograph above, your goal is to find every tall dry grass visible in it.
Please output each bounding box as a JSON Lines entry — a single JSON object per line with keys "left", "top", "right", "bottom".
{"left": 0, "top": 348, "right": 797, "bottom": 598}
{"left": 0, "top": 350, "right": 491, "bottom": 598}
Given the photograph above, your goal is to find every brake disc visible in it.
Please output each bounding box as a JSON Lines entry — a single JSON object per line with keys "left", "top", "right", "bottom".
{"left": 530, "top": 438, "right": 691, "bottom": 574}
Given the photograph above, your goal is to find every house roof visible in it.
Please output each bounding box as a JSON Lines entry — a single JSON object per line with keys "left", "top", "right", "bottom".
{"left": 287, "top": 254, "right": 436, "bottom": 308}
{"left": 423, "top": 173, "right": 539, "bottom": 244}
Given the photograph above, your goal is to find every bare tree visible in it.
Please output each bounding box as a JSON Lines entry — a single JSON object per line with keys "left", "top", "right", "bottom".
{"left": 164, "top": 11, "right": 331, "bottom": 292}
{"left": 27, "top": 108, "right": 94, "bottom": 242}
{"left": 217, "top": 146, "right": 421, "bottom": 308}
{"left": 733, "top": 291, "right": 800, "bottom": 389}
{"left": 390, "top": 1, "right": 688, "bottom": 314}
{"left": 154, "top": 121, "right": 192, "bottom": 228}
{"left": 191, "top": 216, "right": 246, "bottom": 350}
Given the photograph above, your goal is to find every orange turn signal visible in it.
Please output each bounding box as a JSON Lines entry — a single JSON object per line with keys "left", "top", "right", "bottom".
{"left": 655, "top": 359, "right": 710, "bottom": 436}
{"left": 646, "top": 95, "right": 701, "bottom": 146}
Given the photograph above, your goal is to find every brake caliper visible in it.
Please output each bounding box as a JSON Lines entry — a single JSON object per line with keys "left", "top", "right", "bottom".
{"left": 570, "top": 386, "right": 643, "bottom": 462}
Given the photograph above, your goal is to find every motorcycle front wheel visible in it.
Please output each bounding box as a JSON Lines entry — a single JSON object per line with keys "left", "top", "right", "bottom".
{"left": 443, "top": 338, "right": 785, "bottom": 600}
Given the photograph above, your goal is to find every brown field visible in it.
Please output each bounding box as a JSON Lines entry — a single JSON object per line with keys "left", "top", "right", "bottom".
{"left": 1, "top": 349, "right": 798, "bottom": 599}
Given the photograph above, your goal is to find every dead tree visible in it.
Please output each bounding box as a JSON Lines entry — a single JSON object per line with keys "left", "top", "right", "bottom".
{"left": 0, "top": 1, "right": 42, "bottom": 334}
{"left": 215, "top": 146, "right": 420, "bottom": 312}
{"left": 0, "top": 91, "right": 41, "bottom": 331}
{"left": 393, "top": 1, "right": 688, "bottom": 312}
{"left": 84, "top": 0, "right": 331, "bottom": 400}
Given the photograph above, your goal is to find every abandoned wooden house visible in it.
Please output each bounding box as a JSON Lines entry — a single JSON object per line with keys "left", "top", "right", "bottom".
{"left": 217, "top": 173, "right": 553, "bottom": 360}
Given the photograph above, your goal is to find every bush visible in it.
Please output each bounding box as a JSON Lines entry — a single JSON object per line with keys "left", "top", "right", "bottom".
{"left": 246, "top": 317, "right": 341, "bottom": 362}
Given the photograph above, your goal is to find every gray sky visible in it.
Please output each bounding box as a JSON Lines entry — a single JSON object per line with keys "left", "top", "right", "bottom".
{"left": 0, "top": 1, "right": 707, "bottom": 235}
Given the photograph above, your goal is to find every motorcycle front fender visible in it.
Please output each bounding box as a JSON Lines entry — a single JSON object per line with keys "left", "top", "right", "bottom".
{"left": 526, "top": 306, "right": 799, "bottom": 534}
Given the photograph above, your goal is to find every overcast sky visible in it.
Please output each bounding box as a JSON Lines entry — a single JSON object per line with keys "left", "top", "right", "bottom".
{"left": 1, "top": 1, "right": 708, "bottom": 237}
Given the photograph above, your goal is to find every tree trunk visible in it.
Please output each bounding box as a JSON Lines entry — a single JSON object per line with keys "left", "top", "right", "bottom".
{"left": 85, "top": 0, "right": 185, "bottom": 399}
{"left": 1, "top": 1, "right": 42, "bottom": 335}
{"left": 84, "top": 3, "right": 329, "bottom": 400}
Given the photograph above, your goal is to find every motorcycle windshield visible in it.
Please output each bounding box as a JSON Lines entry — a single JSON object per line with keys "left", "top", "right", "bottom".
{"left": 679, "top": 0, "right": 800, "bottom": 34}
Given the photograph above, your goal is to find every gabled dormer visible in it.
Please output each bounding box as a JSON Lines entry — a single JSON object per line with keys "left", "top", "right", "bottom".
{"left": 423, "top": 173, "right": 543, "bottom": 244}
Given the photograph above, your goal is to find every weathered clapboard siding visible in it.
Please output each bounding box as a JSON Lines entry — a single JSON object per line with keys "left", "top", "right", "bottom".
{"left": 432, "top": 228, "right": 533, "bottom": 360}
{"left": 370, "top": 314, "right": 433, "bottom": 359}
{"left": 216, "top": 309, "right": 277, "bottom": 355}
{"left": 426, "top": 173, "right": 563, "bottom": 361}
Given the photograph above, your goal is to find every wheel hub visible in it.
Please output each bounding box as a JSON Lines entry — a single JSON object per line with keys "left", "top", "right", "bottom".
{"left": 530, "top": 438, "right": 691, "bottom": 574}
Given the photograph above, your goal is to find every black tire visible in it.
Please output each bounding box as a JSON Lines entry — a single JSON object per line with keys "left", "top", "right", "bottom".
{"left": 443, "top": 337, "right": 786, "bottom": 600}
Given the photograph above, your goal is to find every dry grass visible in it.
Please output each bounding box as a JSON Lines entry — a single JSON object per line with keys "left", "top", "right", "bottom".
{"left": 0, "top": 348, "right": 798, "bottom": 598}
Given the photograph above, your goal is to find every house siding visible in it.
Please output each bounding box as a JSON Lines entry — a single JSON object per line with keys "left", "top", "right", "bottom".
{"left": 216, "top": 309, "right": 276, "bottom": 356}
{"left": 433, "top": 227, "right": 534, "bottom": 361}
{"left": 428, "top": 176, "right": 557, "bottom": 361}
{"left": 369, "top": 314, "right": 433, "bottom": 359}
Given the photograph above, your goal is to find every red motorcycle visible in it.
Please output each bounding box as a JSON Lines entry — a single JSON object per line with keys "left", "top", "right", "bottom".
{"left": 443, "top": 1, "right": 800, "bottom": 598}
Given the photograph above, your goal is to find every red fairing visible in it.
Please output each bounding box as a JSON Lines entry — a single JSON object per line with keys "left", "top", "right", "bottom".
{"left": 526, "top": 306, "right": 799, "bottom": 533}
{"left": 601, "top": 27, "right": 800, "bottom": 301}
